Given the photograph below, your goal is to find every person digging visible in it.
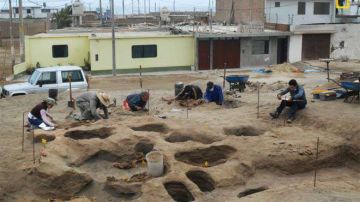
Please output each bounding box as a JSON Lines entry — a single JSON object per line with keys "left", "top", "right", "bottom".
{"left": 270, "top": 79, "right": 307, "bottom": 123}
{"left": 28, "top": 97, "right": 57, "bottom": 131}
{"left": 74, "top": 91, "right": 111, "bottom": 121}
{"left": 123, "top": 91, "right": 149, "bottom": 112}
{"left": 162, "top": 84, "right": 203, "bottom": 105}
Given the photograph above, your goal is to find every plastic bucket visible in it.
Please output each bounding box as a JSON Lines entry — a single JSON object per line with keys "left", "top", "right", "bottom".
{"left": 146, "top": 151, "right": 164, "bottom": 177}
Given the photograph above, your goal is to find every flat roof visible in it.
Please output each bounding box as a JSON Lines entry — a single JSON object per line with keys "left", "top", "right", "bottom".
{"left": 89, "top": 32, "right": 193, "bottom": 39}
{"left": 36, "top": 66, "right": 83, "bottom": 72}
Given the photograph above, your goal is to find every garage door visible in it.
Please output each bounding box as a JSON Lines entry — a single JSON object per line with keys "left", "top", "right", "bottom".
{"left": 213, "top": 39, "right": 240, "bottom": 69}
{"left": 302, "top": 34, "right": 330, "bottom": 60}
{"left": 198, "top": 40, "right": 210, "bottom": 70}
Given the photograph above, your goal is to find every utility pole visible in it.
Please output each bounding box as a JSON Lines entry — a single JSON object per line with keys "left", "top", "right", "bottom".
{"left": 9, "top": 0, "right": 15, "bottom": 72}
{"left": 111, "top": 0, "right": 116, "bottom": 76}
{"left": 173, "top": 0, "right": 175, "bottom": 12}
{"left": 132, "top": 0, "right": 134, "bottom": 15}
{"left": 99, "top": 0, "right": 103, "bottom": 25}
{"left": 19, "top": 0, "right": 25, "bottom": 62}
{"left": 144, "top": 0, "right": 146, "bottom": 14}
{"left": 148, "top": 0, "right": 150, "bottom": 14}
{"left": 155, "top": 2, "right": 156, "bottom": 13}
{"left": 122, "top": 0, "right": 125, "bottom": 17}
{"left": 138, "top": 0, "right": 140, "bottom": 14}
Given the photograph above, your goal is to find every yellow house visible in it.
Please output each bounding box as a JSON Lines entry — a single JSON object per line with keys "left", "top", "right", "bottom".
{"left": 14, "top": 32, "right": 195, "bottom": 75}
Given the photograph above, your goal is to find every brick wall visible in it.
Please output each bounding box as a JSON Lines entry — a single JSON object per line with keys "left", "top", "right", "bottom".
{"left": 215, "top": 0, "right": 265, "bottom": 25}
{"left": 0, "top": 19, "right": 50, "bottom": 39}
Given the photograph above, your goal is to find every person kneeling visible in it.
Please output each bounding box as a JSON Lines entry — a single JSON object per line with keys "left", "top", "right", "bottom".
{"left": 75, "top": 91, "right": 111, "bottom": 121}
{"left": 204, "top": 81, "right": 224, "bottom": 105}
{"left": 28, "top": 98, "right": 57, "bottom": 131}
{"left": 123, "top": 91, "right": 149, "bottom": 112}
{"left": 270, "top": 79, "right": 307, "bottom": 123}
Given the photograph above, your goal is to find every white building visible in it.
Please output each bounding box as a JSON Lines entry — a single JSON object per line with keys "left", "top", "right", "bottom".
{"left": 0, "top": 6, "right": 58, "bottom": 19}
{"left": 265, "top": 0, "right": 360, "bottom": 25}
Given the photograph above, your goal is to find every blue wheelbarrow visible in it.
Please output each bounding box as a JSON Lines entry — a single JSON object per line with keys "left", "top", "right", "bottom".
{"left": 225, "top": 75, "right": 250, "bottom": 92}
{"left": 340, "top": 81, "right": 360, "bottom": 103}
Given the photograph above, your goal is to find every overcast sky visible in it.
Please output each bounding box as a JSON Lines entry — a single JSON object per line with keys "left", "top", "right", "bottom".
{"left": 1, "top": 0, "right": 215, "bottom": 13}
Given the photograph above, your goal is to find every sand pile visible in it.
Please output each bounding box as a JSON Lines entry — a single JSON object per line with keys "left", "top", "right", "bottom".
{"left": 270, "top": 63, "right": 300, "bottom": 73}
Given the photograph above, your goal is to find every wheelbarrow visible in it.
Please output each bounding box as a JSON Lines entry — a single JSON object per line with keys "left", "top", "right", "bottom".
{"left": 225, "top": 75, "right": 250, "bottom": 92}
{"left": 329, "top": 78, "right": 360, "bottom": 103}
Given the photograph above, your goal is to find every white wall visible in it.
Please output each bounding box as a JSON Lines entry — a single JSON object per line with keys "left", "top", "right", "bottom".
{"left": 0, "top": 8, "right": 56, "bottom": 19}
{"left": 288, "top": 34, "right": 303, "bottom": 63}
{"left": 330, "top": 24, "right": 360, "bottom": 60}
{"left": 265, "top": 0, "right": 335, "bottom": 25}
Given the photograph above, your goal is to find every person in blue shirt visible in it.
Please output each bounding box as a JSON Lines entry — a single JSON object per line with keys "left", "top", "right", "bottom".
{"left": 204, "top": 82, "right": 224, "bottom": 105}
{"left": 123, "top": 91, "right": 149, "bottom": 112}
{"left": 270, "top": 79, "right": 307, "bottom": 123}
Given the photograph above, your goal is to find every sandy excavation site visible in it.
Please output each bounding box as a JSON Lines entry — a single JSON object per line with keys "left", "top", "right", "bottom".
{"left": 1, "top": 64, "right": 360, "bottom": 202}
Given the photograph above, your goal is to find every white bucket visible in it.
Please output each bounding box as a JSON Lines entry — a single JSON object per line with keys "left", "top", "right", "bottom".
{"left": 146, "top": 151, "right": 164, "bottom": 177}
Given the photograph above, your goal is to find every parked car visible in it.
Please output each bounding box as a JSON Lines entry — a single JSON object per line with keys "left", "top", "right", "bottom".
{"left": 1, "top": 66, "right": 88, "bottom": 97}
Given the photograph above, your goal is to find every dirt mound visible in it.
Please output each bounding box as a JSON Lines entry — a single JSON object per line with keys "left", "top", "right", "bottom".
{"left": 29, "top": 165, "right": 93, "bottom": 200}
{"left": 164, "top": 181, "right": 195, "bottom": 202}
{"left": 224, "top": 125, "right": 264, "bottom": 137}
{"left": 104, "top": 177, "right": 142, "bottom": 199}
{"left": 238, "top": 186, "right": 268, "bottom": 198}
{"left": 130, "top": 123, "right": 169, "bottom": 133}
{"left": 175, "top": 145, "right": 237, "bottom": 167}
{"left": 64, "top": 127, "right": 115, "bottom": 140}
{"left": 165, "top": 130, "right": 220, "bottom": 144}
{"left": 186, "top": 170, "right": 215, "bottom": 192}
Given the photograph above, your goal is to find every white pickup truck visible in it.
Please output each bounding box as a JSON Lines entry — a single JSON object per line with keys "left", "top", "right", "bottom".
{"left": 1, "top": 66, "right": 88, "bottom": 97}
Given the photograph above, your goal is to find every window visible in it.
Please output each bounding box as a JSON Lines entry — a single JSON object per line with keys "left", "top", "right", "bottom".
{"left": 37, "top": 72, "right": 57, "bottom": 85}
{"left": 41, "top": 9, "right": 51, "bottom": 13}
{"left": 61, "top": 70, "right": 84, "bottom": 83}
{"left": 15, "top": 8, "right": 19, "bottom": 14}
{"left": 27, "top": 9, "right": 31, "bottom": 14}
{"left": 95, "top": 54, "right": 99, "bottom": 61}
{"left": 314, "top": 2, "right": 330, "bottom": 15}
{"left": 298, "top": 2, "right": 306, "bottom": 15}
{"left": 252, "top": 40, "right": 270, "bottom": 55}
{"left": 132, "top": 45, "right": 157, "bottom": 58}
{"left": 275, "top": 2, "right": 281, "bottom": 7}
{"left": 52, "top": 45, "right": 68, "bottom": 58}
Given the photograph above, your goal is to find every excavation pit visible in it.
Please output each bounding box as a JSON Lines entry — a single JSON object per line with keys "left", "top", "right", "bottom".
{"left": 34, "top": 134, "right": 56, "bottom": 143}
{"left": 186, "top": 170, "right": 215, "bottom": 192}
{"left": 104, "top": 177, "right": 142, "bottom": 200}
{"left": 130, "top": 123, "right": 169, "bottom": 133}
{"left": 224, "top": 126, "right": 264, "bottom": 137}
{"left": 238, "top": 186, "right": 268, "bottom": 198}
{"left": 165, "top": 132, "right": 217, "bottom": 144}
{"left": 164, "top": 181, "right": 195, "bottom": 202}
{"left": 134, "top": 141, "right": 154, "bottom": 155}
{"left": 64, "top": 127, "right": 115, "bottom": 140}
{"left": 175, "top": 145, "right": 237, "bottom": 167}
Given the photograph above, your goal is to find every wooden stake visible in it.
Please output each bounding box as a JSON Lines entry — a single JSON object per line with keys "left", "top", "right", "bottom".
{"left": 186, "top": 107, "right": 189, "bottom": 119}
{"left": 223, "top": 63, "right": 227, "bottom": 89}
{"left": 257, "top": 83, "right": 260, "bottom": 118}
{"left": 32, "top": 128, "right": 35, "bottom": 164}
{"left": 22, "top": 112, "right": 25, "bottom": 152}
{"left": 139, "top": 65, "right": 143, "bottom": 89}
{"left": 314, "top": 137, "right": 320, "bottom": 188}
{"left": 147, "top": 89, "right": 150, "bottom": 115}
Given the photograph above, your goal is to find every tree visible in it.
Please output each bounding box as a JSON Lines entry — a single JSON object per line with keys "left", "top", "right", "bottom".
{"left": 53, "top": 6, "right": 72, "bottom": 29}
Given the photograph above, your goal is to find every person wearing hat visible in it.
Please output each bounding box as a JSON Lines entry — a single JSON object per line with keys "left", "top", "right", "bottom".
{"left": 28, "top": 98, "right": 57, "bottom": 131}
{"left": 75, "top": 91, "right": 111, "bottom": 121}
{"left": 204, "top": 81, "right": 224, "bottom": 105}
{"left": 123, "top": 91, "right": 149, "bottom": 112}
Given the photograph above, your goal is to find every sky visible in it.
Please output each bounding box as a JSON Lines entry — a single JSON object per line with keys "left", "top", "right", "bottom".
{"left": 1, "top": 0, "right": 215, "bottom": 14}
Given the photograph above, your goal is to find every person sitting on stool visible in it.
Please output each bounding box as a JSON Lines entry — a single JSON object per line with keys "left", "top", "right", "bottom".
{"left": 270, "top": 79, "right": 307, "bottom": 123}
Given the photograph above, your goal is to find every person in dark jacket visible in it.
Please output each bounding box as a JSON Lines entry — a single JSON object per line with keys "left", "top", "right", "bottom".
{"left": 204, "top": 81, "right": 224, "bottom": 105}
{"left": 28, "top": 98, "right": 56, "bottom": 131}
{"left": 270, "top": 79, "right": 307, "bottom": 123}
{"left": 123, "top": 91, "right": 149, "bottom": 112}
{"left": 162, "top": 84, "right": 203, "bottom": 104}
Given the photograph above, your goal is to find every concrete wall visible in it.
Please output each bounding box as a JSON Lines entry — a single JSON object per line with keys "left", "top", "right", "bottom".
{"left": 25, "top": 35, "right": 90, "bottom": 68}
{"left": 216, "top": 0, "right": 265, "bottom": 25}
{"left": 89, "top": 36, "right": 195, "bottom": 72}
{"left": 330, "top": 24, "right": 360, "bottom": 60}
{"left": 240, "top": 37, "right": 278, "bottom": 67}
{"left": 0, "top": 19, "right": 50, "bottom": 39}
{"left": 265, "top": 0, "right": 336, "bottom": 25}
{"left": 288, "top": 34, "right": 303, "bottom": 63}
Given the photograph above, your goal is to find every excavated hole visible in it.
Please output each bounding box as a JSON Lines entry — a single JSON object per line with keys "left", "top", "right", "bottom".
{"left": 175, "top": 145, "right": 237, "bottom": 167}
{"left": 104, "top": 177, "right": 142, "bottom": 200}
{"left": 186, "top": 170, "right": 215, "bottom": 192}
{"left": 34, "top": 134, "right": 56, "bottom": 143}
{"left": 64, "top": 127, "right": 115, "bottom": 140}
{"left": 130, "top": 123, "right": 169, "bottom": 133}
{"left": 134, "top": 140, "right": 154, "bottom": 155}
{"left": 237, "top": 186, "right": 268, "bottom": 198}
{"left": 224, "top": 126, "right": 264, "bottom": 137}
{"left": 79, "top": 150, "right": 144, "bottom": 168}
{"left": 164, "top": 181, "right": 195, "bottom": 202}
{"left": 165, "top": 132, "right": 217, "bottom": 144}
